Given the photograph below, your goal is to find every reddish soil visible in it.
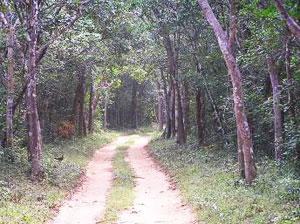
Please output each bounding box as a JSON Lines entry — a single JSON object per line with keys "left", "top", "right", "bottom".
{"left": 47, "top": 135, "right": 196, "bottom": 224}
{"left": 48, "top": 136, "right": 128, "bottom": 224}
{"left": 118, "top": 136, "right": 196, "bottom": 224}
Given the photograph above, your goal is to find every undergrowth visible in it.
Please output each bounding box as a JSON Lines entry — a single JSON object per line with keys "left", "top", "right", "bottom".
{"left": 101, "top": 141, "right": 135, "bottom": 223}
{"left": 0, "top": 131, "right": 119, "bottom": 224}
{"left": 149, "top": 138, "right": 300, "bottom": 224}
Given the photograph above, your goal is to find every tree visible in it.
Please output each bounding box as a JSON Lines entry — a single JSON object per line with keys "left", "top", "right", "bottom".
{"left": 0, "top": 0, "right": 17, "bottom": 160}
{"left": 267, "top": 55, "right": 283, "bottom": 164}
{"left": 198, "top": 0, "right": 256, "bottom": 183}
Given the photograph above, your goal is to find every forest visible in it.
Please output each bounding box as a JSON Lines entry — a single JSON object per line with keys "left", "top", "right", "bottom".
{"left": 0, "top": 0, "right": 299, "bottom": 223}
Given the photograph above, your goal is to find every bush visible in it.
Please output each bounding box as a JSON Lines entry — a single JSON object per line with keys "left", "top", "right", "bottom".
{"left": 55, "top": 121, "right": 75, "bottom": 139}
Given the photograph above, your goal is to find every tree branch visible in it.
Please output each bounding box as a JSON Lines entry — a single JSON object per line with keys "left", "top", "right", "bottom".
{"left": 271, "top": 0, "right": 300, "bottom": 44}
{"left": 36, "top": 0, "right": 92, "bottom": 60}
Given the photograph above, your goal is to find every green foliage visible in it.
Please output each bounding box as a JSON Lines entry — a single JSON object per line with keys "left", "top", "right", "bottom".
{"left": 149, "top": 139, "right": 300, "bottom": 224}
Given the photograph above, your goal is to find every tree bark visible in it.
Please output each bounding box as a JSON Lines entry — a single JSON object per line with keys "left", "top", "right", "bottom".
{"left": 198, "top": 0, "right": 256, "bottom": 183}
{"left": 162, "top": 32, "right": 185, "bottom": 143}
{"left": 267, "top": 55, "right": 283, "bottom": 164}
{"left": 130, "top": 80, "right": 138, "bottom": 129}
{"left": 237, "top": 128, "right": 245, "bottom": 178}
{"left": 229, "top": 0, "right": 245, "bottom": 177}
{"left": 157, "top": 81, "right": 164, "bottom": 130}
{"left": 170, "top": 79, "right": 176, "bottom": 138}
{"left": 79, "top": 77, "right": 87, "bottom": 137}
{"left": 103, "top": 91, "right": 108, "bottom": 131}
{"left": 88, "top": 78, "right": 96, "bottom": 133}
{"left": 5, "top": 23, "right": 15, "bottom": 159}
{"left": 70, "top": 81, "right": 83, "bottom": 127}
{"left": 27, "top": 0, "right": 42, "bottom": 179}
{"left": 175, "top": 80, "right": 186, "bottom": 144}
{"left": 195, "top": 88, "right": 204, "bottom": 144}
{"left": 161, "top": 70, "right": 171, "bottom": 138}
{"left": 183, "top": 82, "right": 190, "bottom": 134}
{"left": 271, "top": 0, "right": 300, "bottom": 44}
{"left": 285, "top": 35, "right": 295, "bottom": 120}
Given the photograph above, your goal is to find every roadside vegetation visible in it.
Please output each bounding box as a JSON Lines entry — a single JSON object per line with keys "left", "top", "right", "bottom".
{"left": 0, "top": 131, "right": 119, "bottom": 224}
{"left": 101, "top": 140, "right": 135, "bottom": 223}
{"left": 149, "top": 137, "right": 300, "bottom": 224}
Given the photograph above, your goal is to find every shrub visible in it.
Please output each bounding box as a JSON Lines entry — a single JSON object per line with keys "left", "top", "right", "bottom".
{"left": 55, "top": 121, "right": 75, "bottom": 139}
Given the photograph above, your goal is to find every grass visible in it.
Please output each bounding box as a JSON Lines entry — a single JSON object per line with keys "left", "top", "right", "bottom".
{"left": 100, "top": 140, "right": 135, "bottom": 223}
{"left": 0, "top": 131, "right": 119, "bottom": 224}
{"left": 148, "top": 137, "right": 300, "bottom": 224}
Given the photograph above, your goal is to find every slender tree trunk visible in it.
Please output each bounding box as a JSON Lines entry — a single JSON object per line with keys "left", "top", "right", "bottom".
{"left": 175, "top": 80, "right": 186, "bottom": 144}
{"left": 186, "top": 29, "right": 227, "bottom": 143}
{"left": 198, "top": 0, "right": 256, "bottom": 183}
{"left": 88, "top": 78, "right": 96, "bottom": 133}
{"left": 79, "top": 80, "right": 86, "bottom": 137}
{"left": 130, "top": 80, "right": 138, "bottom": 129}
{"left": 183, "top": 82, "right": 190, "bottom": 134}
{"left": 229, "top": 0, "right": 245, "bottom": 176}
{"left": 163, "top": 33, "right": 185, "bottom": 141}
{"left": 70, "top": 82, "right": 82, "bottom": 127}
{"left": 103, "top": 91, "right": 108, "bottom": 131}
{"left": 195, "top": 88, "right": 204, "bottom": 144}
{"left": 162, "top": 71, "right": 171, "bottom": 138}
{"left": 171, "top": 80, "right": 176, "bottom": 137}
{"left": 267, "top": 55, "right": 283, "bottom": 164}
{"left": 271, "top": 0, "right": 300, "bottom": 44}
{"left": 157, "top": 82, "right": 164, "bottom": 130}
{"left": 285, "top": 35, "right": 295, "bottom": 120}
{"left": 237, "top": 129, "right": 245, "bottom": 178}
{"left": 5, "top": 24, "right": 15, "bottom": 159}
{"left": 27, "top": 0, "right": 42, "bottom": 179}
{"left": 40, "top": 93, "right": 49, "bottom": 131}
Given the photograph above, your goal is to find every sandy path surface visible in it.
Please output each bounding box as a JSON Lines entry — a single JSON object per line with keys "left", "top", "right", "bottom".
{"left": 118, "top": 136, "right": 196, "bottom": 224}
{"left": 48, "top": 135, "right": 196, "bottom": 224}
{"left": 48, "top": 136, "right": 128, "bottom": 224}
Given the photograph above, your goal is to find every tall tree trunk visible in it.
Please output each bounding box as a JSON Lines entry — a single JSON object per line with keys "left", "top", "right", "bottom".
{"left": 195, "top": 88, "right": 204, "bottom": 144}
{"left": 285, "top": 35, "right": 295, "bottom": 121}
{"left": 40, "top": 93, "right": 49, "bottom": 131}
{"left": 130, "top": 80, "right": 138, "bottom": 129}
{"left": 161, "top": 71, "right": 171, "bottom": 138}
{"left": 186, "top": 28, "right": 227, "bottom": 143}
{"left": 27, "top": 0, "right": 42, "bottom": 179}
{"left": 70, "top": 81, "right": 82, "bottom": 128}
{"left": 198, "top": 0, "right": 256, "bottom": 184}
{"left": 183, "top": 82, "right": 190, "bottom": 135}
{"left": 229, "top": 0, "right": 245, "bottom": 177}
{"left": 5, "top": 24, "right": 15, "bottom": 160}
{"left": 175, "top": 80, "right": 186, "bottom": 144}
{"left": 157, "top": 82, "right": 164, "bottom": 130}
{"left": 79, "top": 79, "right": 86, "bottom": 137}
{"left": 103, "top": 91, "right": 108, "bottom": 131}
{"left": 163, "top": 33, "right": 185, "bottom": 141}
{"left": 237, "top": 128, "right": 245, "bottom": 178}
{"left": 171, "top": 80, "right": 176, "bottom": 138}
{"left": 267, "top": 55, "right": 283, "bottom": 164}
{"left": 271, "top": 0, "right": 300, "bottom": 44}
{"left": 88, "top": 78, "right": 96, "bottom": 133}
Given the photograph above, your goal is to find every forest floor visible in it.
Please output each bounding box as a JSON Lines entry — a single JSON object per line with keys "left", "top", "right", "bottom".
{"left": 48, "top": 135, "right": 196, "bottom": 224}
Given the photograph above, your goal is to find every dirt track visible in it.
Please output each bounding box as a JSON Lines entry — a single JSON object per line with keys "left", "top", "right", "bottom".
{"left": 48, "top": 135, "right": 196, "bottom": 224}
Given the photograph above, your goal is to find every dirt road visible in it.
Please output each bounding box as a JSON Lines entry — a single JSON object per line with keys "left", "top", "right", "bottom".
{"left": 48, "top": 135, "right": 195, "bottom": 224}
